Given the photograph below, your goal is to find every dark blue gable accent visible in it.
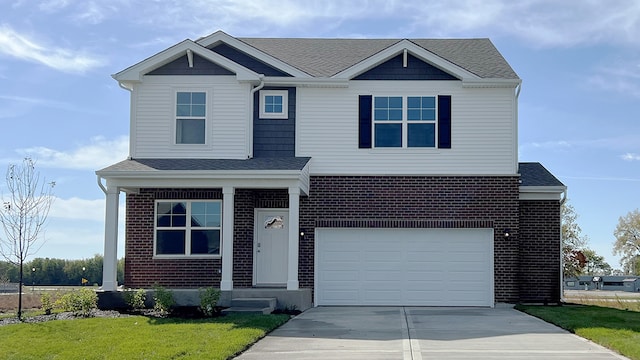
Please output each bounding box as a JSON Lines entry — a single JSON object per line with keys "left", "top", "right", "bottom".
{"left": 253, "top": 87, "right": 296, "bottom": 157}
{"left": 146, "top": 53, "right": 234, "bottom": 75}
{"left": 210, "top": 44, "right": 291, "bottom": 77}
{"left": 354, "top": 53, "right": 458, "bottom": 80}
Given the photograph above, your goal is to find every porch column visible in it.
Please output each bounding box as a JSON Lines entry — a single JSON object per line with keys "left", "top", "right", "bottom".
{"left": 287, "top": 187, "right": 300, "bottom": 290}
{"left": 102, "top": 185, "right": 120, "bottom": 291}
{"left": 220, "top": 186, "right": 235, "bottom": 291}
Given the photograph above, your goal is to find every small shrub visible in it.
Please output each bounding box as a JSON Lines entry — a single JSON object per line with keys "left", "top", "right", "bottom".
{"left": 152, "top": 285, "right": 175, "bottom": 315}
{"left": 40, "top": 292, "right": 54, "bottom": 315}
{"left": 123, "top": 288, "right": 147, "bottom": 310}
{"left": 199, "top": 287, "right": 221, "bottom": 317}
{"left": 55, "top": 288, "right": 97, "bottom": 316}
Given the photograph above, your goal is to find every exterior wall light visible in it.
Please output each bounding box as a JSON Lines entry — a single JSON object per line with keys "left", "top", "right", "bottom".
{"left": 504, "top": 229, "right": 511, "bottom": 238}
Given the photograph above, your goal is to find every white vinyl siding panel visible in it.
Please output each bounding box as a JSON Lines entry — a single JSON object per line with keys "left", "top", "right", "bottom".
{"left": 132, "top": 76, "right": 249, "bottom": 159}
{"left": 315, "top": 228, "right": 494, "bottom": 306}
{"left": 297, "top": 81, "right": 516, "bottom": 175}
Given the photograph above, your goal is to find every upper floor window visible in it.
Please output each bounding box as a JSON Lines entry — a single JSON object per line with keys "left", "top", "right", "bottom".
{"left": 359, "top": 94, "right": 451, "bottom": 150}
{"left": 176, "top": 91, "right": 206, "bottom": 144}
{"left": 259, "top": 90, "right": 288, "bottom": 119}
{"left": 155, "top": 200, "right": 221, "bottom": 257}
{"left": 373, "top": 96, "right": 437, "bottom": 148}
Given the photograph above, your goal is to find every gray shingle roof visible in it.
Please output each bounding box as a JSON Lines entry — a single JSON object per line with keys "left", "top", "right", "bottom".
{"left": 238, "top": 37, "right": 518, "bottom": 79}
{"left": 519, "top": 162, "right": 565, "bottom": 187}
{"left": 98, "top": 157, "right": 311, "bottom": 172}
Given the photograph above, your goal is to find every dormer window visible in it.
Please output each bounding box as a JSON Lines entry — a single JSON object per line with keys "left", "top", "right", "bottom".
{"left": 259, "top": 90, "right": 288, "bottom": 119}
{"left": 176, "top": 91, "right": 206, "bottom": 144}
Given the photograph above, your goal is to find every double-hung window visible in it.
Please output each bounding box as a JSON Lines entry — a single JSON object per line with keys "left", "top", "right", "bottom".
{"left": 176, "top": 91, "right": 206, "bottom": 144}
{"left": 155, "top": 200, "right": 221, "bottom": 257}
{"left": 373, "top": 95, "right": 437, "bottom": 148}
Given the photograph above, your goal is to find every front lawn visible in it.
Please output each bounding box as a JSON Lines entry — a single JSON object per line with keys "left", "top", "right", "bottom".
{"left": 517, "top": 304, "right": 640, "bottom": 360}
{"left": 0, "top": 313, "right": 289, "bottom": 360}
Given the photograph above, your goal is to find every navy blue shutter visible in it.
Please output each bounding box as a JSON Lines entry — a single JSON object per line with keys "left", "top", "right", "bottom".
{"left": 438, "top": 95, "right": 452, "bottom": 149}
{"left": 358, "top": 95, "right": 372, "bottom": 148}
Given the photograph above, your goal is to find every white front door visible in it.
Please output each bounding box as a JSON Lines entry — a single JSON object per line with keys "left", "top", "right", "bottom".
{"left": 254, "top": 209, "right": 289, "bottom": 286}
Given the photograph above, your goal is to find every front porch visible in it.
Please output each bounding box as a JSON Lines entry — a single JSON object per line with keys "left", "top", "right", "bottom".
{"left": 96, "top": 157, "right": 312, "bottom": 304}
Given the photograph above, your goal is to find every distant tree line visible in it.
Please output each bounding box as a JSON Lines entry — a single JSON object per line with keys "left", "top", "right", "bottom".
{"left": 0, "top": 255, "right": 124, "bottom": 286}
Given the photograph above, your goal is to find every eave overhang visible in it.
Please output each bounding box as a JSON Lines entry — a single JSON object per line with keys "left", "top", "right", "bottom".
{"left": 519, "top": 185, "right": 567, "bottom": 201}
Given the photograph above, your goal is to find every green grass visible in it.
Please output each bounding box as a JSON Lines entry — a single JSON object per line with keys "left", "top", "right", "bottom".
{"left": 0, "top": 314, "right": 289, "bottom": 360}
{"left": 518, "top": 304, "right": 640, "bottom": 360}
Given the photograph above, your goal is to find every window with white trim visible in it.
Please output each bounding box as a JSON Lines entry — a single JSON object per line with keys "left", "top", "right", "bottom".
{"left": 373, "top": 95, "right": 437, "bottom": 148}
{"left": 155, "top": 200, "right": 221, "bottom": 256}
{"left": 259, "top": 90, "right": 288, "bottom": 119}
{"left": 176, "top": 91, "right": 206, "bottom": 144}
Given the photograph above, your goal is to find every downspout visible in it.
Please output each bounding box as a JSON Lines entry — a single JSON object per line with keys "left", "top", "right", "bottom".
{"left": 247, "top": 75, "right": 265, "bottom": 159}
{"left": 559, "top": 187, "right": 568, "bottom": 303}
{"left": 515, "top": 82, "right": 521, "bottom": 173}
{"left": 97, "top": 175, "right": 107, "bottom": 194}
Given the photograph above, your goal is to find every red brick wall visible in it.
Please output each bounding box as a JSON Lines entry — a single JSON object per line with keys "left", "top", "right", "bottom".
{"left": 124, "top": 189, "right": 223, "bottom": 288}
{"left": 518, "top": 200, "right": 562, "bottom": 303}
{"left": 123, "top": 178, "right": 560, "bottom": 303}
{"left": 300, "top": 176, "right": 521, "bottom": 303}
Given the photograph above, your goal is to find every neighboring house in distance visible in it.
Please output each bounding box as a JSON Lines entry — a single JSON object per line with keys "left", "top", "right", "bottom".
{"left": 97, "top": 31, "right": 566, "bottom": 309}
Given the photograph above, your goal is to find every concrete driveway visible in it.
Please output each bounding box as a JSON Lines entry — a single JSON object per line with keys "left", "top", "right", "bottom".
{"left": 235, "top": 306, "right": 628, "bottom": 360}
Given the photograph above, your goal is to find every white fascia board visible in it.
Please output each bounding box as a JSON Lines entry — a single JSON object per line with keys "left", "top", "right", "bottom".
{"left": 262, "top": 76, "right": 349, "bottom": 88}
{"left": 333, "top": 39, "right": 481, "bottom": 81}
{"left": 101, "top": 172, "right": 310, "bottom": 195}
{"left": 112, "top": 39, "right": 260, "bottom": 83}
{"left": 196, "top": 30, "right": 311, "bottom": 78}
{"left": 519, "top": 186, "right": 567, "bottom": 201}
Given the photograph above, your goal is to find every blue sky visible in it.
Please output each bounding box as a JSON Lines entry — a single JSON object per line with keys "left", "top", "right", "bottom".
{"left": 0, "top": 1, "right": 639, "bottom": 270}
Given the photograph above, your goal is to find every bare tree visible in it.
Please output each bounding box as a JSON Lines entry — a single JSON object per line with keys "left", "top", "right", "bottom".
{"left": 613, "top": 209, "right": 640, "bottom": 275}
{"left": 0, "top": 158, "right": 55, "bottom": 319}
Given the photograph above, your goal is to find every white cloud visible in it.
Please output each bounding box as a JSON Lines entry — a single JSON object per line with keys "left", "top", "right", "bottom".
{"left": 0, "top": 24, "right": 104, "bottom": 73}
{"left": 118, "top": 1, "right": 640, "bottom": 48}
{"left": 38, "top": 0, "right": 71, "bottom": 12}
{"left": 49, "top": 197, "right": 105, "bottom": 221}
{"left": 588, "top": 62, "right": 640, "bottom": 99}
{"left": 622, "top": 153, "right": 640, "bottom": 161}
{"left": 18, "top": 135, "right": 129, "bottom": 170}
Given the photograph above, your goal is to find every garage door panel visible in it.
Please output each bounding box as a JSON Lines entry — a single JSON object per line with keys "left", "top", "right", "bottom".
{"left": 316, "top": 228, "right": 494, "bottom": 306}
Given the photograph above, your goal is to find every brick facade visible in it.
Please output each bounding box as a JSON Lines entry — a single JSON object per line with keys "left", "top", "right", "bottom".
{"left": 124, "top": 176, "right": 560, "bottom": 303}
{"left": 518, "top": 200, "right": 562, "bottom": 303}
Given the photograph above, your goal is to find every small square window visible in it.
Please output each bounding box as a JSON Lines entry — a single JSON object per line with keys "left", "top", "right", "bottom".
{"left": 259, "top": 90, "right": 288, "bottom": 119}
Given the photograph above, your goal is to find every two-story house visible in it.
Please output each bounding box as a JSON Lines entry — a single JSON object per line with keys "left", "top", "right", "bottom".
{"left": 97, "top": 31, "right": 566, "bottom": 309}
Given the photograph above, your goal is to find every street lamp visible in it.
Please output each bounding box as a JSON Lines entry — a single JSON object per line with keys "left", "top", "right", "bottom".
{"left": 31, "top": 267, "right": 36, "bottom": 291}
{"left": 82, "top": 267, "right": 86, "bottom": 286}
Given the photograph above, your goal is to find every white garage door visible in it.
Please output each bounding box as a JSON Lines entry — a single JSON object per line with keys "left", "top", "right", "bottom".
{"left": 315, "top": 228, "right": 494, "bottom": 306}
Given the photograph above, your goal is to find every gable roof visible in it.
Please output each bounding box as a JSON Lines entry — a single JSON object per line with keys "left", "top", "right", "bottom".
{"left": 236, "top": 37, "right": 518, "bottom": 79}
{"left": 115, "top": 31, "right": 519, "bottom": 85}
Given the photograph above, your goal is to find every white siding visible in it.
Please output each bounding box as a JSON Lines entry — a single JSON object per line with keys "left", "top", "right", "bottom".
{"left": 131, "top": 76, "right": 250, "bottom": 159}
{"left": 297, "top": 81, "right": 517, "bottom": 175}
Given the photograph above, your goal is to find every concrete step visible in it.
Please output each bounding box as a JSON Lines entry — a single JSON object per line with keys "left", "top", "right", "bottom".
{"left": 230, "top": 297, "right": 277, "bottom": 309}
{"left": 221, "top": 306, "right": 273, "bottom": 315}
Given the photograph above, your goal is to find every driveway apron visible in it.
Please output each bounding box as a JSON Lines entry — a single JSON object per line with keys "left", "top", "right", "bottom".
{"left": 235, "top": 306, "right": 629, "bottom": 360}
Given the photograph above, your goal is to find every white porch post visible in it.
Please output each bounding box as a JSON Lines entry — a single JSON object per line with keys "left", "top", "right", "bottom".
{"left": 287, "top": 187, "right": 300, "bottom": 290}
{"left": 102, "top": 186, "right": 120, "bottom": 291}
{"left": 220, "top": 186, "right": 235, "bottom": 291}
